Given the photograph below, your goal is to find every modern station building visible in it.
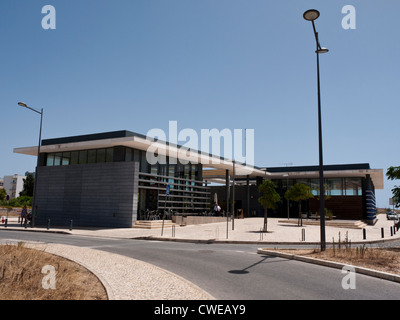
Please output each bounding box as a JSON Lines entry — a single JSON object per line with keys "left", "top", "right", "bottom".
{"left": 14, "top": 130, "right": 264, "bottom": 228}
{"left": 14, "top": 130, "right": 383, "bottom": 227}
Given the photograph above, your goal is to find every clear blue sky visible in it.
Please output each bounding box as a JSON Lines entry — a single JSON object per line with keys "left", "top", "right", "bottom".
{"left": 1, "top": 0, "right": 399, "bottom": 208}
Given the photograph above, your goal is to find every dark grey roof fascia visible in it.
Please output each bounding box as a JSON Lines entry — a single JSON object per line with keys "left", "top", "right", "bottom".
{"left": 41, "top": 130, "right": 146, "bottom": 146}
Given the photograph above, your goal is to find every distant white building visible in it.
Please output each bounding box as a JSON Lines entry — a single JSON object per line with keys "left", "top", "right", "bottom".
{"left": 3, "top": 174, "right": 26, "bottom": 199}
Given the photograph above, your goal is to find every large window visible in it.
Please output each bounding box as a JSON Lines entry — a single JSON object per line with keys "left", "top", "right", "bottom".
{"left": 284, "top": 177, "right": 362, "bottom": 197}
{"left": 71, "top": 151, "right": 79, "bottom": 165}
{"left": 310, "top": 179, "right": 320, "bottom": 196}
{"left": 106, "top": 148, "right": 113, "bottom": 162}
{"left": 344, "top": 178, "right": 362, "bottom": 195}
{"left": 45, "top": 147, "right": 116, "bottom": 166}
{"left": 78, "top": 150, "right": 87, "bottom": 164}
{"left": 43, "top": 147, "right": 203, "bottom": 185}
{"left": 97, "top": 149, "right": 106, "bottom": 163}
{"left": 46, "top": 154, "right": 55, "bottom": 166}
{"left": 62, "top": 152, "right": 71, "bottom": 165}
{"left": 54, "top": 153, "right": 62, "bottom": 166}
{"left": 326, "top": 179, "right": 343, "bottom": 196}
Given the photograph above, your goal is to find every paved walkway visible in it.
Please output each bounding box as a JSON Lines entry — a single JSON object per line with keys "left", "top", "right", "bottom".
{"left": 1, "top": 214, "right": 399, "bottom": 300}
{"left": 9, "top": 214, "right": 397, "bottom": 244}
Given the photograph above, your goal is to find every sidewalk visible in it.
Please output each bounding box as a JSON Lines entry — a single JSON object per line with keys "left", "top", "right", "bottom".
{"left": 1, "top": 214, "right": 399, "bottom": 244}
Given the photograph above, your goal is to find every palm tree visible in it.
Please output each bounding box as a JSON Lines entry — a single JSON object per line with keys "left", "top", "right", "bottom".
{"left": 258, "top": 180, "right": 281, "bottom": 232}
{"left": 285, "top": 183, "right": 314, "bottom": 226}
{"left": 387, "top": 166, "right": 400, "bottom": 208}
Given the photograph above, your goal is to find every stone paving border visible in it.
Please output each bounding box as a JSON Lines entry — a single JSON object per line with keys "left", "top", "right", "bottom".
{"left": 0, "top": 240, "right": 215, "bottom": 301}
{"left": 38, "top": 243, "right": 215, "bottom": 300}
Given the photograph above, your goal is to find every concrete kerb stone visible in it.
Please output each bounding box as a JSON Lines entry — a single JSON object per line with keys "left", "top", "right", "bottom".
{"left": 131, "top": 235, "right": 400, "bottom": 246}
{"left": 257, "top": 248, "right": 400, "bottom": 284}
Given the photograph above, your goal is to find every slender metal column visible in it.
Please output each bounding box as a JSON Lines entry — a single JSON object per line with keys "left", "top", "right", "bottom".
{"left": 226, "top": 169, "right": 230, "bottom": 239}
{"left": 316, "top": 36, "right": 326, "bottom": 251}
{"left": 303, "top": 10, "right": 329, "bottom": 251}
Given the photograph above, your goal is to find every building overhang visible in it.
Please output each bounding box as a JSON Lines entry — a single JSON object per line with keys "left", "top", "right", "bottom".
{"left": 264, "top": 165, "right": 384, "bottom": 190}
{"left": 13, "top": 130, "right": 267, "bottom": 179}
{"left": 14, "top": 131, "right": 383, "bottom": 188}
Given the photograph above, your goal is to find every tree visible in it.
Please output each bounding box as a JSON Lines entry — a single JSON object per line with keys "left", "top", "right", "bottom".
{"left": 285, "top": 183, "right": 314, "bottom": 226}
{"left": 258, "top": 180, "right": 281, "bottom": 232}
{"left": 20, "top": 173, "right": 34, "bottom": 197}
{"left": 387, "top": 166, "right": 400, "bottom": 208}
{"left": 387, "top": 166, "right": 400, "bottom": 180}
{"left": 0, "top": 188, "right": 6, "bottom": 203}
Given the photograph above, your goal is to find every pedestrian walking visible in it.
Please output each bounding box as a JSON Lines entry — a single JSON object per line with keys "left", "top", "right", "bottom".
{"left": 21, "top": 206, "right": 27, "bottom": 226}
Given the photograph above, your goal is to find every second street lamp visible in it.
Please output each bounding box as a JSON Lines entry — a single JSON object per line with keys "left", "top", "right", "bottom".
{"left": 303, "top": 9, "right": 329, "bottom": 251}
{"left": 18, "top": 102, "right": 43, "bottom": 228}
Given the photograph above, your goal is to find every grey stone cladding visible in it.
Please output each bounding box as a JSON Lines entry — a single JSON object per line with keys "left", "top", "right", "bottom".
{"left": 35, "top": 161, "right": 139, "bottom": 228}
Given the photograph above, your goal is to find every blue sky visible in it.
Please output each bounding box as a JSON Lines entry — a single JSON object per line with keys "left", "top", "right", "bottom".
{"left": 0, "top": 0, "right": 399, "bottom": 208}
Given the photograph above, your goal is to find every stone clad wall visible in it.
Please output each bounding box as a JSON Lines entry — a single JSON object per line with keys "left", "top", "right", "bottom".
{"left": 35, "top": 162, "right": 139, "bottom": 228}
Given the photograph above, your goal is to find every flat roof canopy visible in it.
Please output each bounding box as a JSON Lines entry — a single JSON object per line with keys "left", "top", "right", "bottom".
{"left": 14, "top": 130, "right": 267, "bottom": 178}
{"left": 14, "top": 131, "right": 383, "bottom": 188}
{"left": 262, "top": 164, "right": 384, "bottom": 190}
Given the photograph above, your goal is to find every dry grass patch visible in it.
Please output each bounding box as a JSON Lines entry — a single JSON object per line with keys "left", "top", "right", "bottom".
{"left": 269, "top": 246, "right": 400, "bottom": 276}
{"left": 0, "top": 243, "right": 108, "bottom": 300}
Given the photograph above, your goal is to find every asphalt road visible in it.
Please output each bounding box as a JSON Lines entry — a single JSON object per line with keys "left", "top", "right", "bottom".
{"left": 1, "top": 230, "right": 400, "bottom": 300}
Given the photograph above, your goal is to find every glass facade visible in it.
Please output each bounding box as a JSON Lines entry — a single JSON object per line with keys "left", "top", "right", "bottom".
{"left": 44, "top": 146, "right": 202, "bottom": 178}
{"left": 273, "top": 177, "right": 362, "bottom": 196}
{"left": 45, "top": 148, "right": 116, "bottom": 166}
{"left": 138, "top": 159, "right": 207, "bottom": 217}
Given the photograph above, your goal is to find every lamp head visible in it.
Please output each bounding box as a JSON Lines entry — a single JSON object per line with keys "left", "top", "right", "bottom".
{"left": 18, "top": 102, "right": 28, "bottom": 108}
{"left": 303, "top": 9, "right": 320, "bottom": 21}
{"left": 316, "top": 47, "right": 329, "bottom": 54}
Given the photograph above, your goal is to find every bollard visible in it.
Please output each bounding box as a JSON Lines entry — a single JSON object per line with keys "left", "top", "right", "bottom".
{"left": 363, "top": 228, "right": 366, "bottom": 240}
{"left": 47, "top": 219, "right": 51, "bottom": 230}
{"left": 161, "top": 218, "right": 165, "bottom": 236}
{"left": 381, "top": 228, "right": 384, "bottom": 239}
{"left": 391, "top": 226, "right": 393, "bottom": 237}
{"left": 4, "top": 219, "right": 7, "bottom": 228}
{"left": 172, "top": 225, "right": 175, "bottom": 237}
{"left": 69, "top": 219, "right": 73, "bottom": 231}
{"left": 301, "top": 228, "right": 306, "bottom": 241}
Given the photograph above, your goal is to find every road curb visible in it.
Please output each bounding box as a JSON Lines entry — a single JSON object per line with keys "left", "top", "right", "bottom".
{"left": 3, "top": 226, "right": 400, "bottom": 246}
{"left": 257, "top": 248, "right": 400, "bottom": 284}
{"left": 132, "top": 235, "right": 400, "bottom": 246}
{"left": 0, "top": 226, "right": 70, "bottom": 235}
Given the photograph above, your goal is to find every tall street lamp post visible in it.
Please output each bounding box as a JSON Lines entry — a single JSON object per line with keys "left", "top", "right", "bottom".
{"left": 283, "top": 174, "right": 289, "bottom": 220}
{"left": 303, "top": 9, "right": 329, "bottom": 251}
{"left": 18, "top": 102, "right": 43, "bottom": 228}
